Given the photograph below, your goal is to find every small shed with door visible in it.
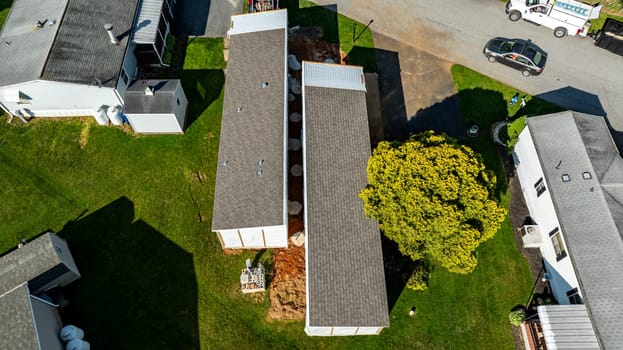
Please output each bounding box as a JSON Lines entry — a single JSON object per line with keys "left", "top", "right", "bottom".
{"left": 302, "top": 62, "right": 389, "bottom": 336}
{"left": 123, "top": 79, "right": 188, "bottom": 134}
{"left": 211, "top": 10, "right": 289, "bottom": 249}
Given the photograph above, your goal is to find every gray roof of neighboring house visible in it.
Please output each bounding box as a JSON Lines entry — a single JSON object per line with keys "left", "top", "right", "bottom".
{"left": 211, "top": 28, "right": 287, "bottom": 231}
{"left": 527, "top": 111, "right": 623, "bottom": 349}
{"left": 537, "top": 304, "right": 600, "bottom": 349}
{"left": 0, "top": 0, "right": 139, "bottom": 88}
{"left": 124, "top": 79, "right": 181, "bottom": 114}
{"left": 0, "top": 284, "right": 39, "bottom": 350}
{"left": 0, "top": 233, "right": 76, "bottom": 295}
{"left": 303, "top": 64, "right": 389, "bottom": 328}
{"left": 131, "top": 0, "right": 165, "bottom": 44}
{"left": 0, "top": 0, "right": 68, "bottom": 86}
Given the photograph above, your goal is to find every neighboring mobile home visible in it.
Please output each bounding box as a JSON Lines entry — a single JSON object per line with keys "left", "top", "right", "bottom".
{"left": 514, "top": 111, "right": 623, "bottom": 349}
{"left": 302, "top": 62, "right": 389, "bottom": 336}
{"left": 0, "top": 0, "right": 185, "bottom": 134}
{"left": 0, "top": 232, "right": 83, "bottom": 350}
{"left": 211, "top": 10, "right": 289, "bottom": 249}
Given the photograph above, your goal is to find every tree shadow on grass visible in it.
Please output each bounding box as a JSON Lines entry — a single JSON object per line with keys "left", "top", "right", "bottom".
{"left": 59, "top": 197, "right": 198, "bottom": 350}
{"left": 180, "top": 69, "right": 225, "bottom": 130}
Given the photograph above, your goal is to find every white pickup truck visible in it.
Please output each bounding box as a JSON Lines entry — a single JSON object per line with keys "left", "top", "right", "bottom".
{"left": 506, "top": 0, "right": 602, "bottom": 38}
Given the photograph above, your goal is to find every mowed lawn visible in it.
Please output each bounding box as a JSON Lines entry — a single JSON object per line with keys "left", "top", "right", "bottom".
{"left": 0, "top": 6, "right": 533, "bottom": 350}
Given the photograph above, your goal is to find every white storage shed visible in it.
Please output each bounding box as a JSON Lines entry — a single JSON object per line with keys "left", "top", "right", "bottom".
{"left": 124, "top": 79, "right": 188, "bottom": 134}
{"left": 302, "top": 62, "right": 389, "bottom": 336}
{"left": 211, "top": 10, "right": 289, "bottom": 249}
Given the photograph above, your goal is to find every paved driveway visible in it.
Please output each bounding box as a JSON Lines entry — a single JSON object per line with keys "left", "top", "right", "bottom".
{"left": 312, "top": 0, "right": 623, "bottom": 130}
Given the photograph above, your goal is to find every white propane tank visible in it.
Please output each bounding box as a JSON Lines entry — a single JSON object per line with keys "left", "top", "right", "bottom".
{"left": 59, "top": 325, "right": 85, "bottom": 342}
{"left": 92, "top": 107, "right": 109, "bottom": 125}
{"left": 107, "top": 105, "right": 124, "bottom": 125}
{"left": 66, "top": 339, "right": 90, "bottom": 350}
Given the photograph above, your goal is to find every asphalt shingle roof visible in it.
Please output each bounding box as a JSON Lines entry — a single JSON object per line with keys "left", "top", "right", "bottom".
{"left": 0, "top": 0, "right": 139, "bottom": 88}
{"left": 0, "top": 285, "right": 39, "bottom": 350}
{"left": 527, "top": 111, "right": 623, "bottom": 349}
{"left": 211, "top": 27, "right": 287, "bottom": 231}
{"left": 303, "top": 62, "right": 389, "bottom": 328}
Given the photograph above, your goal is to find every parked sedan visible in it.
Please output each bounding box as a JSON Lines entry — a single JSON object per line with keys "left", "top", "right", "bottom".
{"left": 483, "top": 37, "right": 547, "bottom": 76}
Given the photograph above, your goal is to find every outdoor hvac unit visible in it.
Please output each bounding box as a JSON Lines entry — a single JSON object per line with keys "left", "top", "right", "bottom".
{"left": 240, "top": 259, "right": 266, "bottom": 293}
{"left": 521, "top": 225, "right": 542, "bottom": 248}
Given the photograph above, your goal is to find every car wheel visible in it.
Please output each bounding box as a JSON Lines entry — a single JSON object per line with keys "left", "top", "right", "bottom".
{"left": 521, "top": 70, "right": 531, "bottom": 77}
{"left": 554, "top": 27, "right": 567, "bottom": 38}
{"left": 509, "top": 11, "right": 521, "bottom": 21}
{"left": 487, "top": 55, "right": 496, "bottom": 63}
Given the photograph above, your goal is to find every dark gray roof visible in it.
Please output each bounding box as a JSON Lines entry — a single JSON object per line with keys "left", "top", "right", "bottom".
{"left": 40, "top": 0, "right": 139, "bottom": 87}
{"left": 211, "top": 28, "right": 287, "bottom": 231}
{"left": 0, "top": 0, "right": 139, "bottom": 87}
{"left": 124, "top": 79, "right": 181, "bottom": 114}
{"left": 0, "top": 0, "right": 68, "bottom": 86}
{"left": 0, "top": 233, "right": 69, "bottom": 295}
{"left": 527, "top": 111, "right": 623, "bottom": 349}
{"left": 0, "top": 284, "right": 39, "bottom": 350}
{"left": 303, "top": 79, "right": 389, "bottom": 327}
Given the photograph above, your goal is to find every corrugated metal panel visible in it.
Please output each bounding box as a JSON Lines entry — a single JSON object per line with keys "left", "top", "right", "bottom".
{"left": 132, "top": 0, "right": 165, "bottom": 44}
{"left": 228, "top": 9, "right": 287, "bottom": 35}
{"left": 303, "top": 62, "right": 366, "bottom": 92}
{"left": 538, "top": 305, "right": 601, "bottom": 349}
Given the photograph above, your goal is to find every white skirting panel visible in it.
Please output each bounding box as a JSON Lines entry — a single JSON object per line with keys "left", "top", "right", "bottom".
{"left": 217, "top": 225, "right": 287, "bottom": 249}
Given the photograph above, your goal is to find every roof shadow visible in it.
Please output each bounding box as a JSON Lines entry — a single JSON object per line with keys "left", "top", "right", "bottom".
{"left": 180, "top": 68, "right": 225, "bottom": 131}
{"left": 409, "top": 95, "right": 466, "bottom": 139}
{"left": 285, "top": 1, "right": 339, "bottom": 44}
{"left": 58, "top": 197, "right": 199, "bottom": 349}
{"left": 358, "top": 47, "right": 409, "bottom": 143}
{"left": 535, "top": 86, "right": 606, "bottom": 118}
{"left": 381, "top": 236, "right": 417, "bottom": 313}
{"left": 172, "top": 0, "right": 211, "bottom": 36}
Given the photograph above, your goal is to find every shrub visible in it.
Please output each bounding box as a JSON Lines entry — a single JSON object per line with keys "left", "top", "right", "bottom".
{"left": 406, "top": 265, "right": 430, "bottom": 291}
{"left": 508, "top": 309, "right": 526, "bottom": 326}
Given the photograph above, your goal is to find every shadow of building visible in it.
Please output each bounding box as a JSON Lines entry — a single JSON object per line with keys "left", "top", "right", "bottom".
{"left": 58, "top": 197, "right": 199, "bottom": 349}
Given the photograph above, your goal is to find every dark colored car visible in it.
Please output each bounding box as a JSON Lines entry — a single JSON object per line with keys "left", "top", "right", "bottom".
{"left": 483, "top": 37, "right": 547, "bottom": 76}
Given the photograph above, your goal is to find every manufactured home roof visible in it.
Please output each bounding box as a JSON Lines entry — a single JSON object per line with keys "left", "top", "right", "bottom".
{"left": 124, "top": 79, "right": 181, "bottom": 114}
{"left": 0, "top": 233, "right": 76, "bottom": 295}
{"left": 132, "top": 0, "right": 166, "bottom": 44}
{"left": 211, "top": 11, "right": 287, "bottom": 231}
{"left": 527, "top": 111, "right": 623, "bottom": 349}
{"left": 537, "top": 305, "right": 600, "bottom": 349}
{"left": 0, "top": 0, "right": 68, "bottom": 86}
{"left": 0, "top": 0, "right": 139, "bottom": 88}
{"left": 0, "top": 284, "right": 39, "bottom": 350}
{"left": 303, "top": 62, "right": 389, "bottom": 328}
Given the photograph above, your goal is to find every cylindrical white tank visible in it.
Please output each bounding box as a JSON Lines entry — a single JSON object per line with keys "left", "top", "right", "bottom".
{"left": 66, "top": 339, "right": 90, "bottom": 350}
{"left": 107, "top": 106, "right": 124, "bottom": 126}
{"left": 92, "top": 107, "right": 109, "bottom": 125}
{"left": 59, "top": 325, "right": 84, "bottom": 342}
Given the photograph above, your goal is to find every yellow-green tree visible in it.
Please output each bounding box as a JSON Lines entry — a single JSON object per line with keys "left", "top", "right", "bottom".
{"left": 360, "top": 132, "right": 506, "bottom": 274}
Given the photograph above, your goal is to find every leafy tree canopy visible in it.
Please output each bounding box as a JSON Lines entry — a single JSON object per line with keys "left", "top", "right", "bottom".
{"left": 360, "top": 132, "right": 506, "bottom": 274}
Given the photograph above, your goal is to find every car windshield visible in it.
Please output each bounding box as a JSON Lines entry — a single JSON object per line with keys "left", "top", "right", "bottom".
{"left": 524, "top": 47, "right": 545, "bottom": 66}
{"left": 500, "top": 41, "right": 525, "bottom": 54}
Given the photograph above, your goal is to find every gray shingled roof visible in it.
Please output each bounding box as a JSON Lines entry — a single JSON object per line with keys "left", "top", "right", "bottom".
{"left": 527, "top": 111, "right": 623, "bottom": 349}
{"left": 124, "top": 79, "right": 181, "bottom": 114}
{"left": 211, "top": 28, "right": 287, "bottom": 231}
{"left": 0, "top": 0, "right": 68, "bottom": 86}
{"left": 41, "top": 0, "right": 140, "bottom": 87}
{"left": 0, "top": 0, "right": 139, "bottom": 88}
{"left": 0, "top": 284, "right": 39, "bottom": 350}
{"left": 0, "top": 233, "right": 71, "bottom": 295}
{"left": 303, "top": 77, "right": 389, "bottom": 327}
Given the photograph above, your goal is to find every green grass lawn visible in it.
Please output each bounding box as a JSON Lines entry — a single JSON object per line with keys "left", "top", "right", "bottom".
{"left": 0, "top": 6, "right": 535, "bottom": 350}
{"left": 0, "top": 0, "right": 12, "bottom": 31}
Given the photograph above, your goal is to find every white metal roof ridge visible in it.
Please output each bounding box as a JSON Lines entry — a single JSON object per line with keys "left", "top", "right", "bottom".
{"left": 228, "top": 9, "right": 287, "bottom": 36}
{"left": 302, "top": 62, "right": 366, "bottom": 92}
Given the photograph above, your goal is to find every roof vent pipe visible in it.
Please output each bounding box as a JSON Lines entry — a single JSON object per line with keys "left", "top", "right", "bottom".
{"left": 104, "top": 23, "right": 119, "bottom": 45}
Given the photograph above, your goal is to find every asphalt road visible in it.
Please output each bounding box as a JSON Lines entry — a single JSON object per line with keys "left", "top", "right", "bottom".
{"left": 312, "top": 0, "right": 623, "bottom": 130}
